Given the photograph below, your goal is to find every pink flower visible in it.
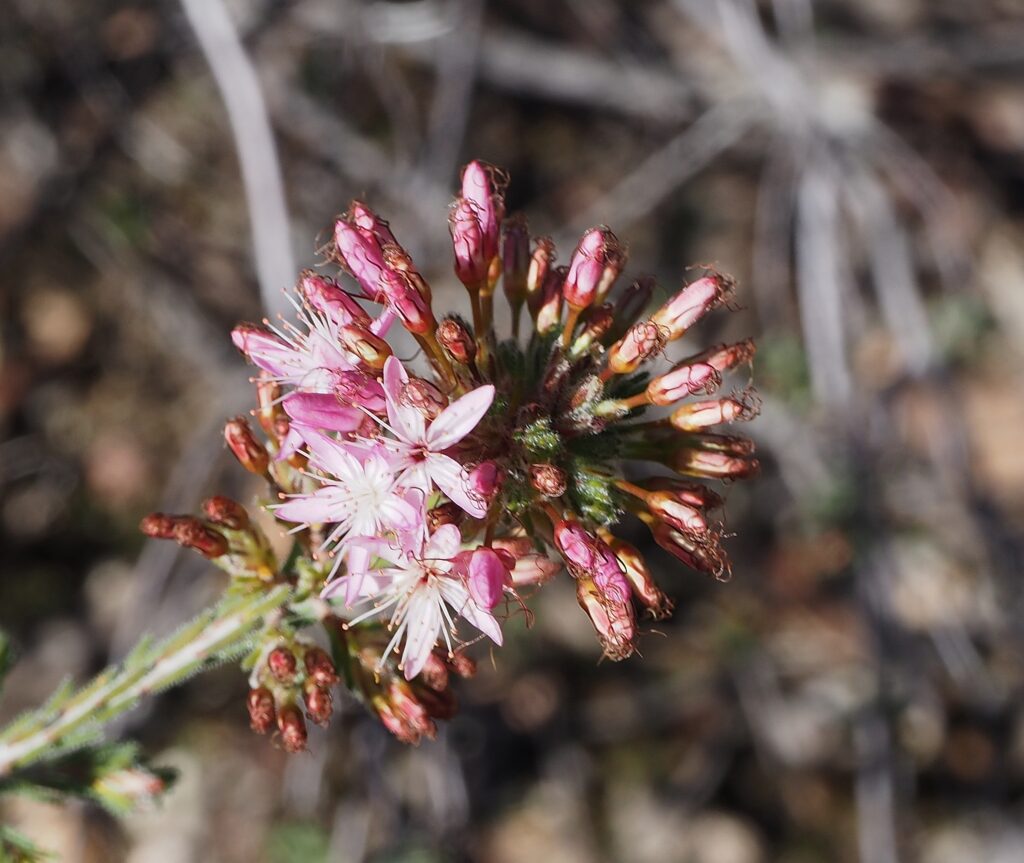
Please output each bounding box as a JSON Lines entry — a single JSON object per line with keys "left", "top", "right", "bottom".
{"left": 333, "top": 524, "right": 503, "bottom": 679}
{"left": 379, "top": 357, "right": 494, "bottom": 518}
{"left": 273, "top": 432, "right": 418, "bottom": 552}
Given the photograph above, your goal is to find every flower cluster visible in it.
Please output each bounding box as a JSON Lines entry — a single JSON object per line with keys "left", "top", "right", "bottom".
{"left": 143, "top": 161, "right": 758, "bottom": 747}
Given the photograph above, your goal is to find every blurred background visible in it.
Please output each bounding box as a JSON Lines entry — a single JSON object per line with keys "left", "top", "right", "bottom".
{"left": 2, "top": 1, "right": 1024, "bottom": 860}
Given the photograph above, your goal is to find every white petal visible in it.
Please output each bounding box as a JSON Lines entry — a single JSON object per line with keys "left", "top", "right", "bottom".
{"left": 426, "top": 385, "right": 495, "bottom": 450}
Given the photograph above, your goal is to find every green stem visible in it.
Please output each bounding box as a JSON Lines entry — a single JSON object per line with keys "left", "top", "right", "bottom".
{"left": 0, "top": 585, "right": 291, "bottom": 778}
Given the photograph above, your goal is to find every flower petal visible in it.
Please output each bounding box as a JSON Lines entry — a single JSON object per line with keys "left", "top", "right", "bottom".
{"left": 427, "top": 454, "right": 488, "bottom": 518}
{"left": 426, "top": 385, "right": 495, "bottom": 450}
{"left": 274, "top": 487, "right": 345, "bottom": 525}
{"left": 283, "top": 392, "right": 364, "bottom": 432}
{"left": 438, "top": 579, "right": 503, "bottom": 646}
{"left": 426, "top": 523, "right": 462, "bottom": 561}
{"left": 402, "top": 589, "right": 442, "bottom": 679}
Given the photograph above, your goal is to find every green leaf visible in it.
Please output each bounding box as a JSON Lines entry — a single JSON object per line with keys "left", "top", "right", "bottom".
{"left": 0, "top": 826, "right": 53, "bottom": 862}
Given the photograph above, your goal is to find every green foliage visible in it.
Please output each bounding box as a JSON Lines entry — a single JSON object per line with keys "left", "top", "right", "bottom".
{"left": 265, "top": 821, "right": 329, "bottom": 863}
{"left": 0, "top": 827, "right": 52, "bottom": 862}
{"left": 0, "top": 632, "right": 13, "bottom": 696}
{"left": 567, "top": 459, "right": 621, "bottom": 525}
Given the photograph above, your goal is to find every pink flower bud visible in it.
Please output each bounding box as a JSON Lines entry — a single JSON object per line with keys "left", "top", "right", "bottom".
{"left": 376, "top": 679, "right": 436, "bottom": 743}
{"left": 669, "top": 392, "right": 760, "bottom": 430}
{"left": 502, "top": 214, "right": 530, "bottom": 307}
{"left": 645, "top": 490, "right": 709, "bottom": 533}
{"left": 418, "top": 652, "right": 450, "bottom": 692}
{"left": 491, "top": 537, "right": 562, "bottom": 587}
{"left": 277, "top": 704, "right": 308, "bottom": 753}
{"left": 402, "top": 377, "right": 447, "bottom": 420}
{"left": 349, "top": 200, "right": 398, "bottom": 247}
{"left": 334, "top": 217, "right": 389, "bottom": 300}
{"left": 650, "top": 273, "right": 732, "bottom": 340}
{"left": 382, "top": 244, "right": 432, "bottom": 304}
{"left": 536, "top": 266, "right": 565, "bottom": 334}
{"left": 526, "top": 237, "right": 556, "bottom": 316}
{"left": 224, "top": 417, "right": 269, "bottom": 475}
{"left": 139, "top": 513, "right": 177, "bottom": 539}
{"left": 436, "top": 318, "right": 477, "bottom": 364}
{"left": 644, "top": 477, "right": 724, "bottom": 510}
{"left": 468, "top": 460, "right": 503, "bottom": 503}
{"left": 450, "top": 196, "right": 487, "bottom": 288}
{"left": 605, "top": 320, "right": 666, "bottom": 375}
{"left": 304, "top": 647, "right": 339, "bottom": 687}
{"left": 671, "top": 448, "right": 760, "bottom": 480}
{"left": 646, "top": 361, "right": 722, "bottom": 406}
{"left": 563, "top": 226, "right": 624, "bottom": 310}
{"left": 247, "top": 687, "right": 276, "bottom": 734}
{"left": 334, "top": 370, "right": 387, "bottom": 412}
{"left": 601, "top": 532, "right": 674, "bottom": 620}
{"left": 462, "top": 160, "right": 504, "bottom": 259}
{"left": 465, "top": 547, "right": 511, "bottom": 610}
{"left": 610, "top": 277, "right": 654, "bottom": 336}
{"left": 575, "top": 573, "right": 637, "bottom": 661}
{"left": 647, "top": 518, "right": 731, "bottom": 581}
{"left": 685, "top": 339, "right": 756, "bottom": 373}
{"left": 298, "top": 270, "right": 371, "bottom": 328}
{"left": 377, "top": 269, "right": 435, "bottom": 335}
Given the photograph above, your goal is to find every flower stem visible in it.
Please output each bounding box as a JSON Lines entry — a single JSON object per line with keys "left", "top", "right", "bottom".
{"left": 0, "top": 585, "right": 292, "bottom": 779}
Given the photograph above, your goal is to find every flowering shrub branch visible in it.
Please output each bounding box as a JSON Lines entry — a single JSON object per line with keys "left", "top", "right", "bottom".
{"left": 0, "top": 161, "right": 758, "bottom": 830}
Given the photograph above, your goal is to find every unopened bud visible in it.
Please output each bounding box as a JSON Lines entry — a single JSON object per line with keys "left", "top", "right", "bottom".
{"left": 202, "top": 496, "right": 249, "bottom": 530}
{"left": 570, "top": 304, "right": 614, "bottom": 356}
{"left": 378, "top": 268, "right": 435, "bottom": 335}
{"left": 437, "top": 318, "right": 477, "bottom": 364}
{"left": 427, "top": 501, "right": 464, "bottom": 533}
{"left": 277, "top": 704, "right": 308, "bottom": 753}
{"left": 349, "top": 200, "right": 398, "bottom": 246}
{"left": 450, "top": 161, "right": 504, "bottom": 290}
{"left": 339, "top": 324, "right": 392, "bottom": 371}
{"left": 646, "top": 361, "right": 722, "bottom": 406}
{"left": 334, "top": 216, "right": 388, "bottom": 300}
{"left": 255, "top": 374, "right": 285, "bottom": 438}
{"left": 381, "top": 244, "right": 432, "bottom": 303}
{"left": 402, "top": 377, "right": 447, "bottom": 420}
{"left": 446, "top": 651, "right": 477, "bottom": 678}
{"left": 685, "top": 339, "right": 757, "bottom": 373}
{"left": 304, "top": 647, "right": 339, "bottom": 687}
{"left": 575, "top": 573, "right": 636, "bottom": 661}
{"left": 536, "top": 266, "right": 565, "bottom": 334}
{"left": 601, "top": 532, "right": 674, "bottom": 620}
{"left": 645, "top": 490, "right": 709, "bottom": 533}
{"left": 224, "top": 417, "right": 269, "bottom": 475}
{"left": 564, "top": 226, "right": 625, "bottom": 309}
{"left": 669, "top": 392, "right": 760, "bottom": 430}
{"left": 468, "top": 461, "right": 503, "bottom": 505}
{"left": 247, "top": 687, "right": 276, "bottom": 734}
{"left": 608, "top": 277, "right": 655, "bottom": 342}
{"left": 492, "top": 536, "right": 562, "bottom": 587}
{"left": 606, "top": 320, "right": 666, "bottom": 375}
{"left": 299, "top": 270, "right": 371, "bottom": 328}
{"left": 303, "top": 683, "right": 333, "bottom": 727}
{"left": 671, "top": 448, "right": 760, "bottom": 480}
{"left": 526, "top": 237, "right": 556, "bottom": 316}
{"left": 268, "top": 646, "right": 298, "bottom": 684}
{"left": 650, "top": 273, "right": 732, "bottom": 340}
{"left": 172, "top": 518, "right": 228, "bottom": 558}
{"left": 529, "top": 463, "right": 567, "bottom": 497}
{"left": 139, "top": 513, "right": 177, "bottom": 539}
{"left": 502, "top": 214, "right": 530, "bottom": 309}
{"left": 419, "top": 651, "right": 450, "bottom": 692}
{"left": 646, "top": 517, "right": 732, "bottom": 581}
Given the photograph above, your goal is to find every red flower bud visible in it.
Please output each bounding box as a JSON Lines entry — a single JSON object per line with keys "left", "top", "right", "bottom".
{"left": 303, "top": 647, "right": 339, "bottom": 687}
{"left": 605, "top": 320, "right": 666, "bottom": 375}
{"left": 646, "top": 518, "right": 732, "bottom": 581}
{"left": 299, "top": 270, "right": 371, "bottom": 328}
{"left": 427, "top": 501, "right": 464, "bottom": 533}
{"left": 268, "top": 646, "right": 298, "bottom": 684}
{"left": 671, "top": 448, "right": 760, "bottom": 480}
{"left": 378, "top": 268, "right": 436, "bottom": 335}
{"left": 247, "top": 687, "right": 276, "bottom": 735}
{"left": 564, "top": 226, "right": 625, "bottom": 310}
{"left": 575, "top": 573, "right": 636, "bottom": 661}
{"left": 536, "top": 266, "right": 565, "bottom": 334}
{"left": 529, "top": 463, "right": 567, "bottom": 497}
{"left": 601, "top": 532, "right": 674, "bottom": 620}
{"left": 303, "top": 683, "right": 333, "bottom": 727}
{"left": 139, "top": 513, "right": 177, "bottom": 539}
{"left": 436, "top": 318, "right": 477, "bottom": 364}
{"left": 172, "top": 518, "right": 229, "bottom": 559}
{"left": 224, "top": 417, "right": 269, "bottom": 475}
{"left": 650, "top": 272, "right": 732, "bottom": 340}
{"left": 202, "top": 496, "right": 249, "bottom": 530}
{"left": 277, "top": 704, "right": 308, "bottom": 753}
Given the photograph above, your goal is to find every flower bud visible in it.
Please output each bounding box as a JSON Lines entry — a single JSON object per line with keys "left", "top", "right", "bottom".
{"left": 400, "top": 377, "right": 447, "bottom": 421}
{"left": 202, "top": 496, "right": 248, "bottom": 530}
{"left": 419, "top": 651, "right": 450, "bottom": 692}
{"left": 334, "top": 217, "right": 388, "bottom": 300}
{"left": 413, "top": 683, "right": 458, "bottom": 720}
{"left": 646, "top": 517, "right": 731, "bottom": 581}
{"left": 304, "top": 646, "right": 339, "bottom": 687}
{"left": 378, "top": 268, "right": 436, "bottom": 335}
{"left": 491, "top": 537, "right": 561, "bottom": 587}
{"left": 334, "top": 370, "right": 387, "bottom": 412}
{"left": 224, "top": 417, "right": 269, "bottom": 475}
{"left": 575, "top": 573, "right": 636, "bottom": 661}
{"left": 303, "top": 683, "right": 333, "bottom": 727}
{"left": 650, "top": 272, "right": 732, "bottom": 340}
{"left": 349, "top": 200, "right": 398, "bottom": 247}
{"left": 564, "top": 226, "right": 624, "bottom": 310}
{"left": 608, "top": 277, "right": 655, "bottom": 342}
{"left": 450, "top": 197, "right": 486, "bottom": 288}
{"left": 529, "top": 463, "right": 567, "bottom": 497}
{"left": 339, "top": 324, "right": 392, "bottom": 371}
{"left": 277, "top": 704, "right": 308, "bottom": 753}
{"left": 427, "top": 501, "right": 464, "bottom": 533}
{"left": 502, "top": 214, "right": 530, "bottom": 309}
{"left": 465, "top": 546, "right": 511, "bottom": 610}
{"left": 468, "top": 461, "right": 503, "bottom": 505}
{"left": 646, "top": 362, "right": 722, "bottom": 406}
{"left": 601, "top": 532, "right": 673, "bottom": 620}
{"left": 669, "top": 392, "right": 760, "bottom": 430}
{"left": 450, "top": 161, "right": 504, "bottom": 289}
{"left": 436, "top": 318, "right": 477, "bottom": 364}
{"left": 299, "top": 270, "right": 371, "bottom": 328}
{"left": 570, "top": 304, "right": 614, "bottom": 356}
{"left": 605, "top": 321, "right": 666, "bottom": 375}
{"left": 268, "top": 646, "right": 298, "bottom": 684}
{"left": 172, "top": 518, "right": 229, "bottom": 558}
{"left": 687, "top": 433, "right": 756, "bottom": 457}
{"left": 671, "top": 448, "right": 760, "bottom": 480}
{"left": 536, "top": 266, "right": 565, "bottom": 335}
{"left": 375, "top": 679, "right": 436, "bottom": 744}
{"left": 645, "top": 490, "right": 709, "bottom": 533}
{"left": 446, "top": 652, "right": 477, "bottom": 678}
{"left": 139, "top": 513, "right": 177, "bottom": 539}
{"left": 255, "top": 374, "right": 285, "bottom": 438}
{"left": 526, "top": 237, "right": 556, "bottom": 317}
{"left": 685, "top": 339, "right": 756, "bottom": 373}
{"left": 644, "top": 477, "right": 724, "bottom": 510}
{"left": 247, "top": 687, "right": 276, "bottom": 734}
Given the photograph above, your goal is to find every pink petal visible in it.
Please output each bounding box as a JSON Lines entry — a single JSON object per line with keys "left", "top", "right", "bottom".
{"left": 232, "top": 327, "right": 301, "bottom": 378}
{"left": 467, "top": 547, "right": 508, "bottom": 609}
{"left": 438, "top": 580, "right": 503, "bottom": 646}
{"left": 283, "top": 393, "right": 365, "bottom": 432}
{"left": 426, "top": 385, "right": 495, "bottom": 450}
{"left": 274, "top": 488, "right": 344, "bottom": 525}
{"left": 276, "top": 425, "right": 307, "bottom": 461}
{"left": 334, "top": 219, "right": 387, "bottom": 299}
{"left": 426, "top": 523, "right": 462, "bottom": 560}
{"left": 426, "top": 454, "right": 488, "bottom": 518}
{"left": 379, "top": 494, "right": 420, "bottom": 532}
{"left": 402, "top": 591, "right": 442, "bottom": 680}
{"left": 382, "top": 357, "right": 424, "bottom": 442}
